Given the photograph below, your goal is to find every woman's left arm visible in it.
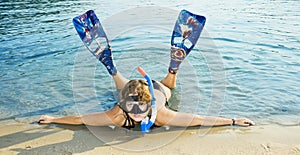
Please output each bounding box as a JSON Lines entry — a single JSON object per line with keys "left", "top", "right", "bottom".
{"left": 155, "top": 107, "right": 255, "bottom": 127}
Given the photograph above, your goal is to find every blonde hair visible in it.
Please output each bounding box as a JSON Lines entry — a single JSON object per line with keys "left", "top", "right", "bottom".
{"left": 120, "top": 79, "right": 151, "bottom": 102}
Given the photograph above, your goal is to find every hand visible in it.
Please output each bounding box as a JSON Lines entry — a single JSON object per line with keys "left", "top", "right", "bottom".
{"left": 235, "top": 118, "right": 255, "bottom": 127}
{"left": 38, "top": 115, "right": 55, "bottom": 124}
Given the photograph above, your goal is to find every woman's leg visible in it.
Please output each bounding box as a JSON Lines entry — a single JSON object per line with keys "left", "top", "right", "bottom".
{"left": 160, "top": 72, "right": 177, "bottom": 89}
{"left": 112, "top": 72, "right": 129, "bottom": 90}
{"left": 97, "top": 47, "right": 129, "bottom": 90}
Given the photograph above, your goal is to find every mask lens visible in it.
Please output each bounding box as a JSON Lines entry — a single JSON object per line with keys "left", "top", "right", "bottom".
{"left": 137, "top": 102, "right": 148, "bottom": 111}
{"left": 125, "top": 101, "right": 137, "bottom": 111}
{"left": 125, "top": 101, "right": 149, "bottom": 113}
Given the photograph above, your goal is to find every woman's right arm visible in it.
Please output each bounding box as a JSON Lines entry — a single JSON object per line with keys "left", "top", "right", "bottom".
{"left": 38, "top": 115, "right": 83, "bottom": 125}
{"left": 38, "top": 106, "right": 125, "bottom": 126}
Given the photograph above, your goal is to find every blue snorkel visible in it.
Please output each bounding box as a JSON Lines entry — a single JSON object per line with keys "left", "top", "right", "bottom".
{"left": 138, "top": 67, "right": 157, "bottom": 134}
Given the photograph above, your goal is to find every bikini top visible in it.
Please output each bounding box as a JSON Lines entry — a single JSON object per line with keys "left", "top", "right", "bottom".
{"left": 120, "top": 80, "right": 168, "bottom": 129}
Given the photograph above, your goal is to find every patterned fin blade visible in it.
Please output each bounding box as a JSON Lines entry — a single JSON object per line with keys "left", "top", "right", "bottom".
{"left": 73, "top": 10, "right": 109, "bottom": 54}
{"left": 171, "top": 10, "right": 206, "bottom": 52}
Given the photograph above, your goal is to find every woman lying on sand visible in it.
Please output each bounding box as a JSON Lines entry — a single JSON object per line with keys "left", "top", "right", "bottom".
{"left": 38, "top": 10, "right": 254, "bottom": 132}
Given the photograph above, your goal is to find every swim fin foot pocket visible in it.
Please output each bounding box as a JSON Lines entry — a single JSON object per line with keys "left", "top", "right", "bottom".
{"left": 169, "top": 10, "right": 206, "bottom": 74}
{"left": 73, "top": 10, "right": 117, "bottom": 75}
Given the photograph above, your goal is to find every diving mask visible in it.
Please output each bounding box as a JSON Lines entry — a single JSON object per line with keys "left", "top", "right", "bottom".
{"left": 119, "top": 96, "right": 151, "bottom": 114}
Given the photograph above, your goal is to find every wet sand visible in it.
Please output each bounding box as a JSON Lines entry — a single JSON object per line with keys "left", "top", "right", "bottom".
{"left": 0, "top": 119, "right": 299, "bottom": 155}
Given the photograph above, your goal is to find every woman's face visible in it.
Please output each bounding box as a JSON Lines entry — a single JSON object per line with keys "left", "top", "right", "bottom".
{"left": 120, "top": 81, "right": 152, "bottom": 122}
{"left": 124, "top": 93, "right": 150, "bottom": 122}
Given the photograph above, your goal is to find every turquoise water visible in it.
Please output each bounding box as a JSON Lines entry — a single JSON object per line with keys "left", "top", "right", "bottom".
{"left": 0, "top": 0, "right": 299, "bottom": 126}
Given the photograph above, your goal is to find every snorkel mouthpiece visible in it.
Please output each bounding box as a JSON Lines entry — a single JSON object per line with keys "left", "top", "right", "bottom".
{"left": 138, "top": 67, "right": 157, "bottom": 134}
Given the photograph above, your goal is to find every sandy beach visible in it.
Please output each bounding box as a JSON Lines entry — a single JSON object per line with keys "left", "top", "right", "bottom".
{"left": 0, "top": 119, "right": 299, "bottom": 155}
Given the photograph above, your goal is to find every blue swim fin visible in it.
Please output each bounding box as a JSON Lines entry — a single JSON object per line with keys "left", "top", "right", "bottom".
{"left": 169, "top": 10, "right": 206, "bottom": 74}
{"left": 73, "top": 10, "right": 109, "bottom": 57}
{"left": 73, "top": 10, "right": 117, "bottom": 75}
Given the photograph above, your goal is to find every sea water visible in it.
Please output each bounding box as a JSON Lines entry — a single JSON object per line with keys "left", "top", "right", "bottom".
{"left": 0, "top": 0, "right": 299, "bottom": 126}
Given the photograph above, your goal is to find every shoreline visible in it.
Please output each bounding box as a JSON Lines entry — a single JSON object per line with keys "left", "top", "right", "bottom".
{"left": 0, "top": 119, "right": 299, "bottom": 155}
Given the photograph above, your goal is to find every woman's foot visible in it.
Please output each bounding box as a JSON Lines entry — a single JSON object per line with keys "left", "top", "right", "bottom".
{"left": 168, "top": 46, "right": 187, "bottom": 74}
{"left": 98, "top": 47, "right": 117, "bottom": 76}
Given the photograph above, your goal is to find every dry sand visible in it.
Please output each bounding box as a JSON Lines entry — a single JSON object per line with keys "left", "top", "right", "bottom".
{"left": 0, "top": 119, "right": 299, "bottom": 155}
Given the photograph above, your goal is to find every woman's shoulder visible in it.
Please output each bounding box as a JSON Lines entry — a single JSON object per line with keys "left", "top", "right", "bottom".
{"left": 153, "top": 89, "right": 168, "bottom": 109}
{"left": 106, "top": 106, "right": 126, "bottom": 125}
{"left": 153, "top": 81, "right": 171, "bottom": 100}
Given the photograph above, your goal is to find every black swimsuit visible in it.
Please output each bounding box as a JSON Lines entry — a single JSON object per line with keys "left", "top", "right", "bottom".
{"left": 120, "top": 80, "right": 168, "bottom": 129}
